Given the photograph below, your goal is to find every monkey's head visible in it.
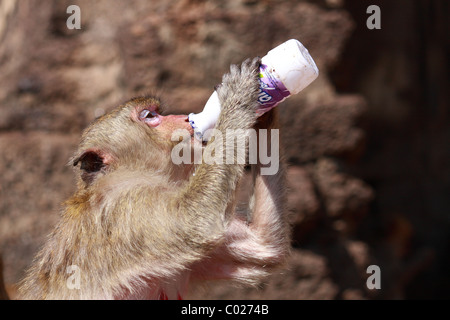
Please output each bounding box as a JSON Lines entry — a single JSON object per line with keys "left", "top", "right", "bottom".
{"left": 72, "top": 96, "right": 195, "bottom": 187}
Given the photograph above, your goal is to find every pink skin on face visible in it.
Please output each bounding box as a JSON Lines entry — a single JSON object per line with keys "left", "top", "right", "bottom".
{"left": 133, "top": 105, "right": 195, "bottom": 140}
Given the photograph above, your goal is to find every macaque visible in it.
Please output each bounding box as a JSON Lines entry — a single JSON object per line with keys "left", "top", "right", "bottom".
{"left": 17, "top": 58, "right": 290, "bottom": 299}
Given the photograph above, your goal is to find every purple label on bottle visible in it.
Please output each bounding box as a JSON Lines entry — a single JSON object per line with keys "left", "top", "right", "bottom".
{"left": 256, "top": 64, "right": 290, "bottom": 114}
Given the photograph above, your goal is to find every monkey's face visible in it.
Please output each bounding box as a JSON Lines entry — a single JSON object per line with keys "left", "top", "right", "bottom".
{"left": 72, "top": 96, "right": 195, "bottom": 187}
{"left": 129, "top": 100, "right": 193, "bottom": 142}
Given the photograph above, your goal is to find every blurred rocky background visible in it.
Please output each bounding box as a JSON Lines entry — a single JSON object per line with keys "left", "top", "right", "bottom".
{"left": 0, "top": 0, "right": 448, "bottom": 299}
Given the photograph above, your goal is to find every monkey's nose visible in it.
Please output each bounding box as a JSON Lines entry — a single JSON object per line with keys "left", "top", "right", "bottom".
{"left": 163, "top": 114, "right": 194, "bottom": 135}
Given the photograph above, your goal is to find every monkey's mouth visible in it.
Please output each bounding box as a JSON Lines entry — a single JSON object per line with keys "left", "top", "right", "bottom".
{"left": 184, "top": 117, "right": 198, "bottom": 140}
{"left": 184, "top": 115, "right": 208, "bottom": 147}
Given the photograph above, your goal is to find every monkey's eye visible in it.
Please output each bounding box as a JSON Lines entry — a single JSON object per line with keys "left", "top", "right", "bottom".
{"left": 139, "top": 109, "right": 158, "bottom": 119}
{"left": 138, "top": 108, "right": 161, "bottom": 127}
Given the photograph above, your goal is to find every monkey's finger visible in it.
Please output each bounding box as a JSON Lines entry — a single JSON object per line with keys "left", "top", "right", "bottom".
{"left": 241, "top": 57, "right": 261, "bottom": 76}
{"left": 230, "top": 63, "right": 241, "bottom": 75}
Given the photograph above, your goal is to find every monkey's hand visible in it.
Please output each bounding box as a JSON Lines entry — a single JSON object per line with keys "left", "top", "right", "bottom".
{"left": 215, "top": 57, "right": 261, "bottom": 131}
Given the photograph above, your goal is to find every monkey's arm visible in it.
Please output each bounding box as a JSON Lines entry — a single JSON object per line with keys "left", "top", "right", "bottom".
{"left": 190, "top": 109, "right": 290, "bottom": 285}
{"left": 172, "top": 58, "right": 261, "bottom": 253}
{"left": 241, "top": 109, "right": 291, "bottom": 265}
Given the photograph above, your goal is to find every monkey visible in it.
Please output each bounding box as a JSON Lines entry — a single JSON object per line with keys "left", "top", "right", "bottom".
{"left": 17, "top": 57, "right": 290, "bottom": 299}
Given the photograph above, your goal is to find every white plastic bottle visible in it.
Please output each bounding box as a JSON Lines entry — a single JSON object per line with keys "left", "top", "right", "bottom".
{"left": 188, "top": 39, "right": 319, "bottom": 141}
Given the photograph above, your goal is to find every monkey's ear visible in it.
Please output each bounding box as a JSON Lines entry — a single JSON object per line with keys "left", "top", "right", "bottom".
{"left": 72, "top": 150, "right": 109, "bottom": 184}
{"left": 73, "top": 150, "right": 104, "bottom": 171}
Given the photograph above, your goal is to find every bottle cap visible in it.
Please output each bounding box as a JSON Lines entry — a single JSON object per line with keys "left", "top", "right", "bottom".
{"left": 261, "top": 39, "right": 319, "bottom": 95}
